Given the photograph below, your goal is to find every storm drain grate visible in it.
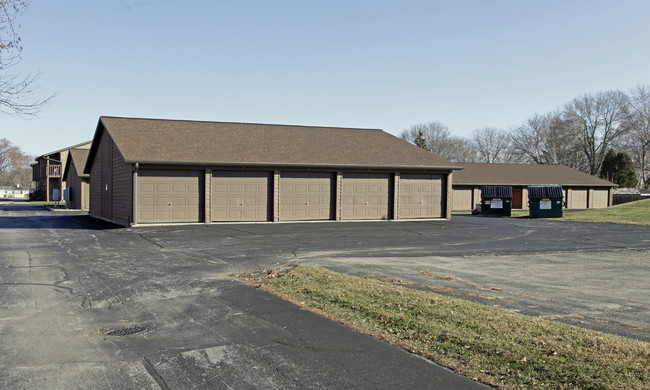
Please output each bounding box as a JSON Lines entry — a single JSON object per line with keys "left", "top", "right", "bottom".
{"left": 104, "top": 326, "right": 148, "bottom": 336}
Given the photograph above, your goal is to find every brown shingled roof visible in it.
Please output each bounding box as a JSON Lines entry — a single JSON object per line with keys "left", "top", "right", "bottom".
{"left": 85, "top": 116, "right": 459, "bottom": 171}
{"left": 454, "top": 163, "right": 616, "bottom": 187}
{"left": 63, "top": 148, "right": 90, "bottom": 181}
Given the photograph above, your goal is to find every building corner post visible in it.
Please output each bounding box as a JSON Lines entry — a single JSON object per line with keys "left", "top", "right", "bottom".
{"left": 446, "top": 171, "right": 453, "bottom": 219}
{"left": 132, "top": 163, "right": 138, "bottom": 225}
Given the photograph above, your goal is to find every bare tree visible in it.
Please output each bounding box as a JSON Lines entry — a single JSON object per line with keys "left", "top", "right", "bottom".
{"left": 401, "top": 122, "right": 449, "bottom": 154}
{"left": 1, "top": 1, "right": 55, "bottom": 116}
{"left": 563, "top": 90, "right": 629, "bottom": 175}
{"left": 442, "top": 137, "right": 475, "bottom": 163}
{"left": 624, "top": 85, "right": 650, "bottom": 188}
{"left": 0, "top": 137, "right": 31, "bottom": 186}
{"left": 470, "top": 127, "right": 518, "bottom": 163}
{"left": 400, "top": 121, "right": 477, "bottom": 161}
{"left": 511, "top": 111, "right": 587, "bottom": 170}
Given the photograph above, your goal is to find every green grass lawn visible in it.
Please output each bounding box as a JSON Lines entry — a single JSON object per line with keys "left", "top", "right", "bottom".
{"left": 455, "top": 199, "right": 649, "bottom": 226}
{"left": 247, "top": 265, "right": 650, "bottom": 390}
{"left": 562, "top": 198, "right": 650, "bottom": 226}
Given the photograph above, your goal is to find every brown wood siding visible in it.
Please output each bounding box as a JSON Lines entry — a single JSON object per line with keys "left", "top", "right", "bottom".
{"left": 89, "top": 140, "right": 102, "bottom": 218}
{"left": 100, "top": 135, "right": 113, "bottom": 219}
{"left": 111, "top": 143, "right": 133, "bottom": 225}
{"left": 443, "top": 174, "right": 450, "bottom": 219}
{"left": 65, "top": 162, "right": 79, "bottom": 209}
{"left": 66, "top": 158, "right": 90, "bottom": 211}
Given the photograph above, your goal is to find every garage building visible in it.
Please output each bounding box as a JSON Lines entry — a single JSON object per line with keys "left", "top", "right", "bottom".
{"left": 84, "top": 117, "right": 461, "bottom": 226}
{"left": 452, "top": 163, "right": 617, "bottom": 211}
{"left": 62, "top": 148, "right": 90, "bottom": 210}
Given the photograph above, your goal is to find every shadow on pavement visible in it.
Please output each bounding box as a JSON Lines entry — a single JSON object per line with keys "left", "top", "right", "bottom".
{"left": 0, "top": 215, "right": 119, "bottom": 230}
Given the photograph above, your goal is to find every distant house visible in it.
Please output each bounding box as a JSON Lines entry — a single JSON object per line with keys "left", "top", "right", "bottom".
{"left": 452, "top": 163, "right": 617, "bottom": 211}
{"left": 32, "top": 141, "right": 92, "bottom": 201}
{"left": 62, "top": 148, "right": 90, "bottom": 210}
{"left": 83, "top": 116, "right": 461, "bottom": 226}
{"left": 0, "top": 186, "right": 30, "bottom": 200}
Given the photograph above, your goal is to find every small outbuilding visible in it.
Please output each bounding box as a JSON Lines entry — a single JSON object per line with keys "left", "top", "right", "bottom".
{"left": 84, "top": 117, "right": 462, "bottom": 227}
{"left": 62, "top": 148, "right": 90, "bottom": 210}
{"left": 452, "top": 163, "right": 616, "bottom": 211}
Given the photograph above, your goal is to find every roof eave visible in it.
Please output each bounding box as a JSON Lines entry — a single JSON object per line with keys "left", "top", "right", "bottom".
{"left": 128, "top": 160, "right": 463, "bottom": 171}
{"left": 38, "top": 140, "right": 92, "bottom": 158}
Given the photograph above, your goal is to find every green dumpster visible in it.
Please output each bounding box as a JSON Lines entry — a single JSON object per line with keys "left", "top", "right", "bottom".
{"left": 480, "top": 186, "right": 512, "bottom": 217}
{"left": 528, "top": 185, "right": 564, "bottom": 218}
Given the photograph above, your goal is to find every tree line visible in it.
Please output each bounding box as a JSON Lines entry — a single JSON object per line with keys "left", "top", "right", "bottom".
{"left": 0, "top": 138, "right": 32, "bottom": 187}
{"left": 401, "top": 86, "right": 650, "bottom": 189}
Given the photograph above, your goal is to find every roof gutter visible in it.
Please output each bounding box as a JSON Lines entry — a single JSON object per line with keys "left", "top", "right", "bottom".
{"left": 125, "top": 160, "right": 464, "bottom": 171}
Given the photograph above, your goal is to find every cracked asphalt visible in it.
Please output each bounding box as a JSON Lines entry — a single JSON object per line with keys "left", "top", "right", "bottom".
{"left": 1, "top": 202, "right": 649, "bottom": 389}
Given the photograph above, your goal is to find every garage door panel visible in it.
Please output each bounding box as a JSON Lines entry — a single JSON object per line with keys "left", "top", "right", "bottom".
{"left": 279, "top": 171, "right": 334, "bottom": 221}
{"left": 341, "top": 173, "right": 391, "bottom": 220}
{"left": 171, "top": 197, "right": 187, "bottom": 206}
{"left": 592, "top": 189, "right": 608, "bottom": 208}
{"left": 156, "top": 183, "right": 170, "bottom": 192}
{"left": 399, "top": 173, "right": 444, "bottom": 219}
{"left": 212, "top": 171, "right": 271, "bottom": 222}
{"left": 453, "top": 188, "right": 472, "bottom": 210}
{"left": 571, "top": 189, "right": 588, "bottom": 209}
{"left": 172, "top": 183, "right": 187, "bottom": 192}
{"left": 137, "top": 169, "right": 203, "bottom": 223}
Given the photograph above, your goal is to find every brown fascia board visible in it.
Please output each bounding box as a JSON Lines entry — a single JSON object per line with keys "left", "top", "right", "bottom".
{"left": 62, "top": 155, "right": 72, "bottom": 181}
{"left": 38, "top": 140, "right": 93, "bottom": 159}
{"left": 130, "top": 159, "right": 464, "bottom": 171}
{"left": 83, "top": 120, "right": 104, "bottom": 175}
{"left": 65, "top": 149, "right": 90, "bottom": 179}
{"left": 84, "top": 119, "right": 127, "bottom": 175}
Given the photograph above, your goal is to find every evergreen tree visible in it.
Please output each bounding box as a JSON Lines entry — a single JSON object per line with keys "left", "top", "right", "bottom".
{"left": 414, "top": 129, "right": 430, "bottom": 151}
{"left": 600, "top": 150, "right": 638, "bottom": 188}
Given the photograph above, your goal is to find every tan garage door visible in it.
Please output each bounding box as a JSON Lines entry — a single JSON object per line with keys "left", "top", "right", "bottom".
{"left": 138, "top": 169, "right": 203, "bottom": 223}
{"left": 341, "top": 173, "right": 392, "bottom": 220}
{"left": 212, "top": 171, "right": 271, "bottom": 222}
{"left": 280, "top": 171, "right": 334, "bottom": 221}
{"left": 399, "top": 173, "right": 444, "bottom": 218}
{"left": 591, "top": 189, "right": 609, "bottom": 208}
{"left": 571, "top": 189, "right": 588, "bottom": 209}
{"left": 453, "top": 187, "right": 473, "bottom": 210}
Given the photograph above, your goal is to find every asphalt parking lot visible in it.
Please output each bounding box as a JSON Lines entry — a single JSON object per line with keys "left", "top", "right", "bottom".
{"left": 1, "top": 203, "right": 649, "bottom": 389}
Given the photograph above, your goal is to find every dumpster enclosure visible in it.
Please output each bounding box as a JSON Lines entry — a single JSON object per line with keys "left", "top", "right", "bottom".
{"left": 528, "top": 185, "right": 564, "bottom": 218}
{"left": 480, "top": 185, "right": 512, "bottom": 217}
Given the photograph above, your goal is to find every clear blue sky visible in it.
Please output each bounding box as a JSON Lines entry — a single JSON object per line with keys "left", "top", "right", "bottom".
{"left": 3, "top": 0, "right": 650, "bottom": 157}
